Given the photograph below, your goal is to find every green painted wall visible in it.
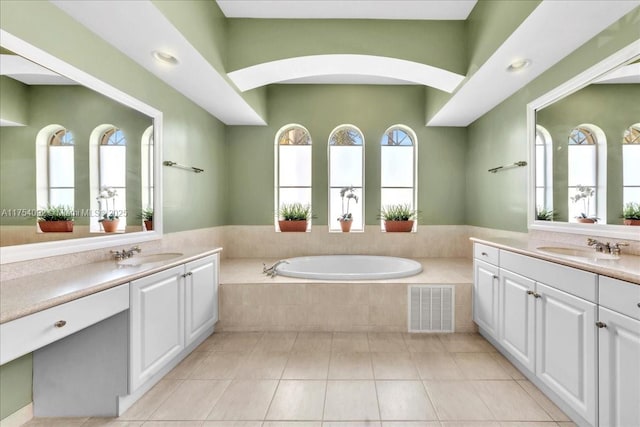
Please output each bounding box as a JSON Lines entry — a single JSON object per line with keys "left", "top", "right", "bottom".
{"left": 0, "top": 76, "right": 29, "bottom": 125}
{"left": 0, "top": 354, "right": 32, "bottom": 420}
{"left": 466, "top": 7, "right": 640, "bottom": 232}
{"left": 226, "top": 84, "right": 467, "bottom": 225}
{"left": 0, "top": 85, "right": 150, "bottom": 226}
{"left": 0, "top": 0, "right": 228, "bottom": 419}
{"left": 536, "top": 84, "right": 640, "bottom": 223}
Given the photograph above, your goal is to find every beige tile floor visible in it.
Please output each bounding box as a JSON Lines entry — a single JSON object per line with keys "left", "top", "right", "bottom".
{"left": 24, "top": 332, "right": 577, "bottom": 427}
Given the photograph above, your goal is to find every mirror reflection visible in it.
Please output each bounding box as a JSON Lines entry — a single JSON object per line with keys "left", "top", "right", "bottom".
{"left": 0, "top": 50, "right": 154, "bottom": 246}
{"left": 534, "top": 58, "right": 640, "bottom": 226}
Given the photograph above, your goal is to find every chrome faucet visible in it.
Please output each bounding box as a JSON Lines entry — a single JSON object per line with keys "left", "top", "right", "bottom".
{"left": 587, "top": 238, "right": 628, "bottom": 255}
{"left": 262, "top": 260, "right": 289, "bottom": 278}
{"left": 111, "top": 245, "right": 142, "bottom": 260}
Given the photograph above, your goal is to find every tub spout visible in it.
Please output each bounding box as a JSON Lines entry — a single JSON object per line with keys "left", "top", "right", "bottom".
{"left": 263, "top": 260, "right": 289, "bottom": 278}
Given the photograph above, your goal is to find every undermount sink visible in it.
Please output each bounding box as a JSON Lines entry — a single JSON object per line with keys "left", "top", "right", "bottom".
{"left": 118, "top": 252, "right": 184, "bottom": 266}
{"left": 536, "top": 246, "right": 619, "bottom": 260}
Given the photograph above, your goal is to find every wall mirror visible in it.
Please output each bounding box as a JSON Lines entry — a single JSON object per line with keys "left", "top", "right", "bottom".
{"left": 528, "top": 40, "right": 640, "bottom": 241}
{"left": 0, "top": 30, "right": 163, "bottom": 263}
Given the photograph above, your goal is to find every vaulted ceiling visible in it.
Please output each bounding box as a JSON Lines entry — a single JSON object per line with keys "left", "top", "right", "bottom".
{"left": 46, "top": 0, "right": 640, "bottom": 127}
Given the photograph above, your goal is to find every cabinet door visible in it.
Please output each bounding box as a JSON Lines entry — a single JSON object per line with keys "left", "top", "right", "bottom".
{"left": 598, "top": 307, "right": 640, "bottom": 427}
{"left": 499, "top": 269, "right": 535, "bottom": 371}
{"left": 185, "top": 254, "right": 218, "bottom": 346}
{"left": 535, "top": 283, "right": 597, "bottom": 426}
{"left": 130, "top": 265, "right": 184, "bottom": 391}
{"left": 473, "top": 259, "right": 500, "bottom": 338}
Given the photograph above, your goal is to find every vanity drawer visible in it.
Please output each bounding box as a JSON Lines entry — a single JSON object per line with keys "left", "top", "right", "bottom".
{"left": 599, "top": 276, "right": 640, "bottom": 321}
{"left": 0, "top": 284, "right": 129, "bottom": 365}
{"left": 474, "top": 243, "right": 499, "bottom": 265}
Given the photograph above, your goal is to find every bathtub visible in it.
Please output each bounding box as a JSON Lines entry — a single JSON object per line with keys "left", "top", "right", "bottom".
{"left": 275, "top": 255, "right": 423, "bottom": 280}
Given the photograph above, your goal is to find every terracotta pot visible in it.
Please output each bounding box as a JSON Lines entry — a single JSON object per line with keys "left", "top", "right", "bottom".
{"left": 576, "top": 218, "right": 596, "bottom": 224}
{"left": 623, "top": 218, "right": 640, "bottom": 226}
{"left": 384, "top": 220, "right": 414, "bottom": 232}
{"left": 279, "top": 220, "right": 308, "bottom": 232}
{"left": 38, "top": 220, "right": 73, "bottom": 232}
{"left": 339, "top": 220, "right": 352, "bottom": 232}
{"left": 144, "top": 220, "right": 153, "bottom": 231}
{"left": 101, "top": 219, "right": 120, "bottom": 232}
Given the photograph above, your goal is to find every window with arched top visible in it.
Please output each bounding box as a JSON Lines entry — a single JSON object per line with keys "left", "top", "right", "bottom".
{"left": 623, "top": 123, "right": 640, "bottom": 207}
{"left": 535, "top": 125, "right": 553, "bottom": 216}
{"left": 141, "top": 126, "right": 154, "bottom": 212}
{"left": 567, "top": 124, "right": 606, "bottom": 223}
{"left": 329, "top": 124, "right": 364, "bottom": 232}
{"left": 380, "top": 125, "right": 417, "bottom": 231}
{"left": 275, "top": 124, "right": 312, "bottom": 231}
{"left": 98, "top": 127, "right": 127, "bottom": 231}
{"left": 36, "top": 125, "right": 75, "bottom": 213}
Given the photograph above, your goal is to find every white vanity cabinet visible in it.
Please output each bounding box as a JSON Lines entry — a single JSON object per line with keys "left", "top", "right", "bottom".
{"left": 597, "top": 276, "right": 640, "bottom": 427}
{"left": 129, "top": 254, "right": 219, "bottom": 392}
{"left": 473, "top": 244, "right": 500, "bottom": 339}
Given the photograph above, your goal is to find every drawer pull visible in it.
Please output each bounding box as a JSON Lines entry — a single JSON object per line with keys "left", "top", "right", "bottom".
{"left": 182, "top": 272, "right": 193, "bottom": 278}
{"left": 492, "top": 275, "right": 499, "bottom": 280}
{"left": 532, "top": 292, "right": 541, "bottom": 299}
{"left": 481, "top": 252, "right": 488, "bottom": 256}
{"left": 54, "top": 320, "right": 67, "bottom": 328}
{"left": 527, "top": 290, "right": 534, "bottom": 295}
{"left": 595, "top": 321, "right": 607, "bottom": 329}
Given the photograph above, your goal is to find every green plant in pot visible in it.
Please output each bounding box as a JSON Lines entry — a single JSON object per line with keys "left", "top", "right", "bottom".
{"left": 337, "top": 186, "right": 359, "bottom": 232}
{"left": 536, "top": 206, "right": 555, "bottom": 221}
{"left": 140, "top": 208, "right": 154, "bottom": 231}
{"left": 570, "top": 185, "right": 597, "bottom": 223}
{"left": 379, "top": 203, "right": 418, "bottom": 232}
{"left": 38, "top": 205, "right": 74, "bottom": 232}
{"left": 622, "top": 202, "right": 640, "bottom": 226}
{"left": 278, "top": 203, "right": 312, "bottom": 232}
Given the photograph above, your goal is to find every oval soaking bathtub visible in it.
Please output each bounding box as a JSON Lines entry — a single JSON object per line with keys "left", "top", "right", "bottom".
{"left": 275, "top": 255, "right": 422, "bottom": 280}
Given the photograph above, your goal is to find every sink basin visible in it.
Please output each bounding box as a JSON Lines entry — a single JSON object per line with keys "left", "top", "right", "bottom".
{"left": 536, "top": 246, "right": 619, "bottom": 260}
{"left": 118, "top": 252, "right": 183, "bottom": 266}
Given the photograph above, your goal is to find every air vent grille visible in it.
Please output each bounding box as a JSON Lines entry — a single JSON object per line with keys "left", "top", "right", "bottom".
{"left": 408, "top": 285, "right": 455, "bottom": 333}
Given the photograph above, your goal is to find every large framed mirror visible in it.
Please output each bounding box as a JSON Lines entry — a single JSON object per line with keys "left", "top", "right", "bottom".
{"left": 528, "top": 40, "right": 640, "bottom": 241}
{"left": 0, "top": 30, "right": 163, "bottom": 263}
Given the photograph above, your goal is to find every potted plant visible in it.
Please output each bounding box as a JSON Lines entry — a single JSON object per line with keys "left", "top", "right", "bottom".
{"left": 97, "top": 186, "right": 120, "bottom": 232}
{"left": 38, "top": 205, "right": 74, "bottom": 232}
{"left": 278, "top": 203, "right": 312, "bottom": 232}
{"left": 379, "top": 203, "right": 418, "bottom": 232}
{"left": 536, "top": 206, "right": 555, "bottom": 221}
{"left": 622, "top": 202, "right": 640, "bottom": 226}
{"left": 337, "top": 186, "right": 359, "bottom": 232}
{"left": 570, "top": 185, "right": 597, "bottom": 223}
{"left": 140, "top": 208, "right": 154, "bottom": 231}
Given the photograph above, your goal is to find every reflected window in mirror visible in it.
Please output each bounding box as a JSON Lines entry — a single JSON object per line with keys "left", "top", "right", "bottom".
{"left": 380, "top": 125, "right": 417, "bottom": 231}
{"left": 535, "top": 125, "right": 553, "bottom": 218}
{"left": 36, "top": 125, "right": 75, "bottom": 214}
{"left": 274, "top": 124, "right": 312, "bottom": 231}
{"left": 568, "top": 124, "right": 607, "bottom": 223}
{"left": 623, "top": 123, "right": 640, "bottom": 206}
{"left": 329, "top": 124, "right": 364, "bottom": 232}
{"left": 141, "top": 126, "right": 154, "bottom": 214}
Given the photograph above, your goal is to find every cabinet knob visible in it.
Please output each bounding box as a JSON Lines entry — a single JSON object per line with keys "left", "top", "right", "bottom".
{"left": 637, "top": 303, "right": 640, "bottom": 308}
{"left": 533, "top": 292, "right": 541, "bottom": 299}
{"left": 527, "top": 290, "right": 534, "bottom": 295}
{"left": 595, "top": 321, "right": 607, "bottom": 329}
{"left": 493, "top": 275, "right": 499, "bottom": 280}
{"left": 54, "top": 320, "right": 67, "bottom": 328}
{"left": 182, "top": 272, "right": 193, "bottom": 278}
{"left": 481, "top": 252, "right": 488, "bottom": 257}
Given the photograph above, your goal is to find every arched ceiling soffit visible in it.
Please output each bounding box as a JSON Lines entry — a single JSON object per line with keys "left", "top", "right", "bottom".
{"left": 227, "top": 54, "right": 466, "bottom": 93}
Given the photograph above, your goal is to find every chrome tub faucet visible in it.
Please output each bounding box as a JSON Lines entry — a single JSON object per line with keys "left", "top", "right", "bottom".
{"left": 263, "top": 260, "right": 289, "bottom": 278}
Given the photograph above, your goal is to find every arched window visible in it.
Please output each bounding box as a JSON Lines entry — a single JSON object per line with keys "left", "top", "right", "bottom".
{"left": 274, "top": 124, "right": 312, "bottom": 231}
{"left": 141, "top": 126, "right": 154, "bottom": 212}
{"left": 623, "top": 123, "right": 640, "bottom": 206}
{"left": 36, "top": 125, "right": 74, "bottom": 212}
{"left": 329, "top": 124, "right": 364, "bottom": 232}
{"left": 98, "top": 127, "right": 127, "bottom": 231}
{"left": 380, "top": 125, "right": 417, "bottom": 231}
{"left": 568, "top": 125, "right": 606, "bottom": 223}
{"left": 535, "top": 125, "right": 553, "bottom": 216}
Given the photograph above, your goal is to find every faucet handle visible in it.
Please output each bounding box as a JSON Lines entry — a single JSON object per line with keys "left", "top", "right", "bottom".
{"left": 587, "top": 238, "right": 598, "bottom": 246}
{"left": 609, "top": 242, "right": 629, "bottom": 255}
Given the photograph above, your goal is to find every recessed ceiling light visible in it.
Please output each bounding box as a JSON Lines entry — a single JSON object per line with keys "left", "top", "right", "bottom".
{"left": 151, "top": 50, "right": 179, "bottom": 65}
{"left": 507, "top": 59, "right": 531, "bottom": 72}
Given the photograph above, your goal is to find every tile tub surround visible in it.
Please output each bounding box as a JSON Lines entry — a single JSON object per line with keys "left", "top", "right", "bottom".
{"left": 21, "top": 331, "right": 573, "bottom": 425}
{"left": 219, "top": 258, "right": 474, "bottom": 332}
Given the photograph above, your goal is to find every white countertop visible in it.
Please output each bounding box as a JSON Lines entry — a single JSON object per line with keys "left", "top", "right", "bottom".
{"left": 470, "top": 236, "right": 640, "bottom": 284}
{"left": 0, "top": 247, "right": 222, "bottom": 324}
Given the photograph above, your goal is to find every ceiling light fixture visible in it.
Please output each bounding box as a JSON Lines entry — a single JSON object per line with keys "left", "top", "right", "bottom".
{"left": 151, "top": 50, "right": 179, "bottom": 65}
{"left": 507, "top": 59, "right": 531, "bottom": 72}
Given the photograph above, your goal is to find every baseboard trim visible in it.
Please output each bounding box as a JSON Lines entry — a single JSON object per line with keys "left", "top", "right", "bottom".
{"left": 0, "top": 403, "right": 33, "bottom": 427}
